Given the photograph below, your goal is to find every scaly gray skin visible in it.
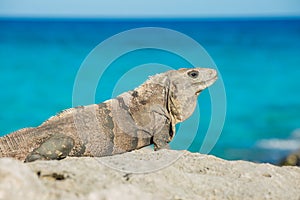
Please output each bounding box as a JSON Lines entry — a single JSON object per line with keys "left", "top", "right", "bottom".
{"left": 0, "top": 68, "right": 217, "bottom": 162}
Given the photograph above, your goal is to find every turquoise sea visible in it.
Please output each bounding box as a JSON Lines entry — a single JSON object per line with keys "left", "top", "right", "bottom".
{"left": 0, "top": 18, "right": 300, "bottom": 164}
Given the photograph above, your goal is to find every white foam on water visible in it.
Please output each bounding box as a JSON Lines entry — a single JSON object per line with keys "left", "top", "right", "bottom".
{"left": 256, "top": 129, "right": 300, "bottom": 150}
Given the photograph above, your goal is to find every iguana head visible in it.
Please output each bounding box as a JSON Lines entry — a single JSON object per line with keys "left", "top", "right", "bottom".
{"left": 131, "top": 67, "right": 217, "bottom": 126}
{"left": 167, "top": 68, "right": 217, "bottom": 123}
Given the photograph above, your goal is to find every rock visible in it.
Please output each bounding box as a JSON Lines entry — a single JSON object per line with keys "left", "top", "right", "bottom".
{"left": 0, "top": 158, "right": 49, "bottom": 200}
{"left": 280, "top": 149, "right": 300, "bottom": 166}
{"left": 1, "top": 149, "right": 300, "bottom": 200}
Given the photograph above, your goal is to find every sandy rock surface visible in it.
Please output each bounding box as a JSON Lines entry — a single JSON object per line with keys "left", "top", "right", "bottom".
{"left": 1, "top": 149, "right": 300, "bottom": 200}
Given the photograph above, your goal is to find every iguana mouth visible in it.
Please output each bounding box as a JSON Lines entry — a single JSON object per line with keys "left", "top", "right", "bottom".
{"left": 206, "top": 75, "right": 218, "bottom": 86}
{"left": 195, "top": 90, "right": 202, "bottom": 95}
{"left": 195, "top": 75, "right": 218, "bottom": 95}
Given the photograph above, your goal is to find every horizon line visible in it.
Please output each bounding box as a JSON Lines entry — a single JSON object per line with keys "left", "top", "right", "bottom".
{"left": 1, "top": 15, "right": 300, "bottom": 21}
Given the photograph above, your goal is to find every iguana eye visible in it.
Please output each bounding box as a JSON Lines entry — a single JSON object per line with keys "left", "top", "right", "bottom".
{"left": 187, "top": 70, "right": 199, "bottom": 78}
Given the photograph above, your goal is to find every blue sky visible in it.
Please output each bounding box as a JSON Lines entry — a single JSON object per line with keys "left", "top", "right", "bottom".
{"left": 1, "top": 0, "right": 300, "bottom": 18}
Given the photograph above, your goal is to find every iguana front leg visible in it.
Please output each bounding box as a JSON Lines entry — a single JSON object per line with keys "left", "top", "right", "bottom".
{"left": 25, "top": 134, "right": 75, "bottom": 162}
{"left": 152, "top": 114, "right": 173, "bottom": 151}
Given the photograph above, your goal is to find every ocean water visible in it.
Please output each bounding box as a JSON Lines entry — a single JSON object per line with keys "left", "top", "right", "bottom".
{"left": 0, "top": 18, "right": 300, "bottom": 164}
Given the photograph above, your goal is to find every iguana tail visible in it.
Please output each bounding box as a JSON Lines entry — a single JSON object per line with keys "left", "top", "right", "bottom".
{"left": 0, "top": 128, "right": 36, "bottom": 161}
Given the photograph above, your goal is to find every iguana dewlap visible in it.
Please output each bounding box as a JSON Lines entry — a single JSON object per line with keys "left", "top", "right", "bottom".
{"left": 0, "top": 68, "right": 217, "bottom": 162}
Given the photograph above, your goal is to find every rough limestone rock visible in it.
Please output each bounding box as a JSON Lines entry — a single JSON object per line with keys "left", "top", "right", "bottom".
{"left": 280, "top": 149, "right": 300, "bottom": 166}
{"left": 1, "top": 149, "right": 300, "bottom": 200}
{"left": 0, "top": 158, "right": 48, "bottom": 200}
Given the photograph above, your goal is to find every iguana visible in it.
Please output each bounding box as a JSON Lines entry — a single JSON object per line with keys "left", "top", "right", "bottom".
{"left": 0, "top": 68, "right": 217, "bottom": 162}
